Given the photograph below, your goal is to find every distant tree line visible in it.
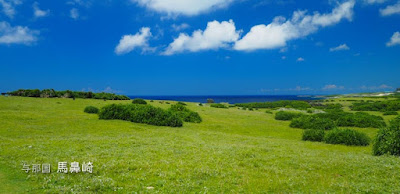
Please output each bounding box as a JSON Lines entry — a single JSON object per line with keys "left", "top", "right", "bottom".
{"left": 7, "top": 89, "right": 130, "bottom": 100}
{"left": 236, "top": 100, "right": 311, "bottom": 110}
{"left": 350, "top": 100, "right": 400, "bottom": 112}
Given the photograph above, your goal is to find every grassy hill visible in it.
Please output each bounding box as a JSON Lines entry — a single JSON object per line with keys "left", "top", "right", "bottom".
{"left": 0, "top": 96, "right": 399, "bottom": 192}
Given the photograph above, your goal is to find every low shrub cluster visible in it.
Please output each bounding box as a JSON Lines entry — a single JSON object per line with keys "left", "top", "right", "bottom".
{"left": 99, "top": 104, "right": 183, "bottom": 127}
{"left": 84, "top": 106, "right": 99, "bottom": 114}
{"left": 290, "top": 110, "right": 385, "bottom": 129}
{"left": 373, "top": 117, "right": 400, "bottom": 156}
{"left": 236, "top": 100, "right": 311, "bottom": 110}
{"left": 7, "top": 89, "right": 130, "bottom": 100}
{"left": 211, "top": 104, "right": 228, "bottom": 109}
{"left": 168, "top": 104, "right": 202, "bottom": 123}
{"left": 383, "top": 111, "right": 398, "bottom": 115}
{"left": 351, "top": 100, "right": 400, "bottom": 112}
{"left": 302, "top": 129, "right": 325, "bottom": 142}
{"left": 176, "top": 102, "right": 187, "bottom": 106}
{"left": 324, "top": 129, "right": 370, "bottom": 146}
{"left": 132, "top": 98, "right": 147, "bottom": 104}
{"left": 275, "top": 111, "right": 304, "bottom": 121}
{"left": 291, "top": 116, "right": 336, "bottom": 130}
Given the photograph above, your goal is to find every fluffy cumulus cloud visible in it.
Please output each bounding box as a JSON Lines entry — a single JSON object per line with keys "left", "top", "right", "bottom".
{"left": 234, "top": 1, "right": 355, "bottom": 51}
{"left": 0, "top": 0, "right": 21, "bottom": 18}
{"left": 297, "top": 57, "right": 305, "bottom": 62}
{"left": 163, "top": 20, "right": 241, "bottom": 55}
{"left": 115, "top": 27, "right": 153, "bottom": 55}
{"left": 386, "top": 32, "right": 400, "bottom": 47}
{"left": 330, "top": 44, "right": 350, "bottom": 52}
{"left": 132, "top": 0, "right": 234, "bottom": 16}
{"left": 380, "top": 2, "right": 400, "bottom": 16}
{"left": 0, "top": 21, "right": 39, "bottom": 45}
{"left": 33, "top": 2, "right": 49, "bottom": 18}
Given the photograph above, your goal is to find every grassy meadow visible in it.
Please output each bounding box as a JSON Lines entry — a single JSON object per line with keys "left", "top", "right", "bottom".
{"left": 0, "top": 96, "right": 400, "bottom": 193}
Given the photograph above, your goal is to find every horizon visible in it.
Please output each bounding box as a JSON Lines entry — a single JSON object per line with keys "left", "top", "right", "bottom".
{"left": 1, "top": 0, "right": 399, "bottom": 95}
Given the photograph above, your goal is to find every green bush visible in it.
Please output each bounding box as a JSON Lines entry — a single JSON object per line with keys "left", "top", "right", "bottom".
{"left": 84, "top": 106, "right": 99, "bottom": 114}
{"left": 275, "top": 111, "right": 304, "bottom": 121}
{"left": 383, "top": 111, "right": 398, "bottom": 115}
{"left": 265, "top": 110, "right": 273, "bottom": 114}
{"left": 289, "top": 110, "right": 385, "bottom": 129}
{"left": 351, "top": 100, "right": 400, "bottom": 112}
{"left": 99, "top": 104, "right": 183, "bottom": 127}
{"left": 168, "top": 104, "right": 202, "bottom": 123}
{"left": 324, "top": 129, "right": 370, "bottom": 146}
{"left": 302, "top": 129, "right": 325, "bottom": 142}
{"left": 132, "top": 98, "right": 147, "bottom": 104}
{"left": 177, "top": 102, "right": 187, "bottom": 106}
{"left": 290, "top": 116, "right": 336, "bottom": 130}
{"left": 211, "top": 104, "right": 228, "bottom": 109}
{"left": 373, "top": 117, "right": 400, "bottom": 156}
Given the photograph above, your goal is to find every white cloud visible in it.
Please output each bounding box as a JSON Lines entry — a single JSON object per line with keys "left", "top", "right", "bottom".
{"left": 330, "top": 44, "right": 350, "bottom": 52}
{"left": 291, "top": 86, "right": 312, "bottom": 91}
{"left": 297, "top": 57, "right": 305, "bottom": 62}
{"left": 361, "top": 84, "right": 393, "bottom": 90}
{"left": 33, "top": 2, "right": 49, "bottom": 18}
{"left": 163, "top": 20, "right": 241, "bottom": 55}
{"left": 171, "top": 23, "right": 190, "bottom": 31}
{"left": 115, "top": 27, "right": 153, "bottom": 55}
{"left": 322, "top": 84, "right": 345, "bottom": 90}
{"left": 234, "top": 1, "right": 355, "bottom": 51}
{"left": 386, "top": 32, "right": 400, "bottom": 47}
{"left": 380, "top": 2, "right": 400, "bottom": 16}
{"left": 364, "top": 0, "right": 387, "bottom": 4}
{"left": 132, "top": 0, "right": 234, "bottom": 16}
{"left": 0, "top": 21, "right": 39, "bottom": 45}
{"left": 70, "top": 8, "right": 79, "bottom": 19}
{"left": 0, "top": 0, "right": 21, "bottom": 18}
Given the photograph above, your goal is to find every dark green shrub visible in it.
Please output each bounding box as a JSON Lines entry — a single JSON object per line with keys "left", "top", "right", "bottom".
{"left": 211, "top": 104, "right": 228, "bottom": 109}
{"left": 84, "top": 106, "right": 99, "bottom": 114}
{"left": 168, "top": 104, "right": 202, "bottom": 123}
{"left": 275, "top": 111, "right": 304, "bottom": 121}
{"left": 373, "top": 117, "right": 400, "bottom": 156}
{"left": 265, "top": 110, "right": 273, "bottom": 114}
{"left": 351, "top": 100, "right": 400, "bottom": 112}
{"left": 177, "top": 102, "right": 187, "bottom": 106}
{"left": 290, "top": 110, "right": 385, "bottom": 129}
{"left": 199, "top": 103, "right": 203, "bottom": 106}
{"left": 132, "top": 98, "right": 147, "bottom": 104}
{"left": 207, "top": 99, "right": 215, "bottom": 103}
{"left": 383, "top": 111, "right": 398, "bottom": 115}
{"left": 290, "top": 116, "right": 336, "bottom": 130}
{"left": 99, "top": 104, "right": 183, "bottom": 127}
{"left": 249, "top": 108, "right": 254, "bottom": 111}
{"left": 324, "top": 129, "right": 370, "bottom": 146}
{"left": 302, "top": 129, "right": 325, "bottom": 142}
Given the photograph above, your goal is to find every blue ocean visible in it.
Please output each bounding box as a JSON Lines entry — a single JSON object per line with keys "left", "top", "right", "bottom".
{"left": 128, "top": 95, "right": 323, "bottom": 104}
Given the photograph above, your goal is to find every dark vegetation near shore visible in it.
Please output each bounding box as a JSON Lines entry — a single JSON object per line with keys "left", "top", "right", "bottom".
{"left": 7, "top": 89, "right": 130, "bottom": 100}
{"left": 351, "top": 100, "right": 400, "bottom": 112}
{"left": 236, "top": 100, "right": 311, "bottom": 109}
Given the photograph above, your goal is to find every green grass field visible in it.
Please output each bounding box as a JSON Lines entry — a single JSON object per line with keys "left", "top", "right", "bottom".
{"left": 0, "top": 96, "right": 399, "bottom": 193}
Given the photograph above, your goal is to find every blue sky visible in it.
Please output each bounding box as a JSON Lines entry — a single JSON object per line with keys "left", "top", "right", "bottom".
{"left": 0, "top": 0, "right": 399, "bottom": 95}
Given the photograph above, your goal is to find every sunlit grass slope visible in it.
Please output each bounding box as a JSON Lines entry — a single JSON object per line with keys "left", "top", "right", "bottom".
{"left": 0, "top": 96, "right": 399, "bottom": 193}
